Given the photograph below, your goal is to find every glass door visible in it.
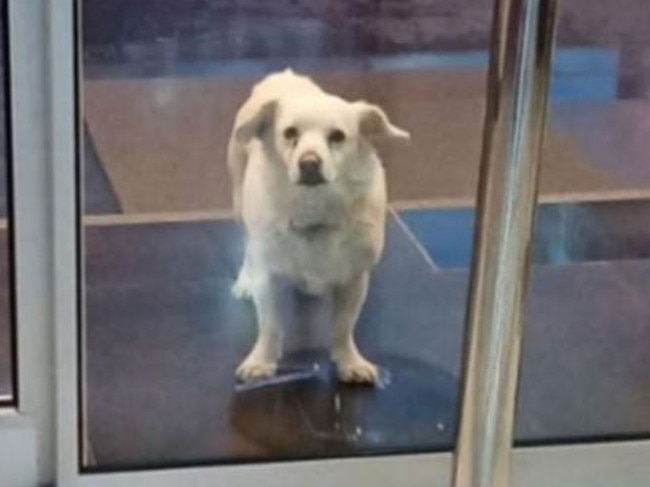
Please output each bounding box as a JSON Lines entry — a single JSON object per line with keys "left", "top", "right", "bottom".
{"left": 78, "top": 0, "right": 481, "bottom": 474}
{"left": 35, "top": 0, "right": 650, "bottom": 485}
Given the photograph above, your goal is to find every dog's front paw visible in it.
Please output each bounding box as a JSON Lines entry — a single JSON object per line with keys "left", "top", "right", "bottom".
{"left": 236, "top": 359, "right": 277, "bottom": 382}
{"left": 336, "top": 357, "right": 379, "bottom": 385}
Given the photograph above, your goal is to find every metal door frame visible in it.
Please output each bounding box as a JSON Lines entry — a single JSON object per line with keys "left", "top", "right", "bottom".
{"left": 4, "top": 0, "right": 650, "bottom": 485}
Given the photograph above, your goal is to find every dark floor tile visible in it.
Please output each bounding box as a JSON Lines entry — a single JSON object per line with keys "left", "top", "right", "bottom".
{"left": 84, "top": 219, "right": 650, "bottom": 470}
{"left": 519, "top": 261, "right": 650, "bottom": 441}
{"left": 609, "top": 259, "right": 650, "bottom": 310}
{"left": 85, "top": 215, "right": 464, "bottom": 468}
{"left": 85, "top": 277, "right": 265, "bottom": 466}
{"left": 85, "top": 219, "right": 243, "bottom": 288}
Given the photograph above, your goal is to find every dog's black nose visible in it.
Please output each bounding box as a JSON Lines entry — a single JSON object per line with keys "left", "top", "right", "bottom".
{"left": 298, "top": 153, "right": 325, "bottom": 186}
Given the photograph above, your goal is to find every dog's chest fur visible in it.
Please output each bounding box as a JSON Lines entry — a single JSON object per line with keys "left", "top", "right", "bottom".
{"left": 243, "top": 156, "right": 385, "bottom": 293}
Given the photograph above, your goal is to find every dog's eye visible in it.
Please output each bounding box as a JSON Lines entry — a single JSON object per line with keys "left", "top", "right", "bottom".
{"left": 283, "top": 126, "right": 298, "bottom": 140}
{"left": 328, "top": 129, "right": 346, "bottom": 144}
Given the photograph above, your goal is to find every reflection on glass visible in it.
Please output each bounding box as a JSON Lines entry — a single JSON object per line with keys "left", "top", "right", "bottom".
{"left": 80, "top": 0, "right": 650, "bottom": 472}
{"left": 0, "top": 0, "right": 14, "bottom": 407}
{"left": 515, "top": 0, "right": 650, "bottom": 444}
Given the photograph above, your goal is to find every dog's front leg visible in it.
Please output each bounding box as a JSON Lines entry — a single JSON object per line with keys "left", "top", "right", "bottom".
{"left": 236, "top": 276, "right": 286, "bottom": 382}
{"left": 331, "top": 272, "right": 379, "bottom": 384}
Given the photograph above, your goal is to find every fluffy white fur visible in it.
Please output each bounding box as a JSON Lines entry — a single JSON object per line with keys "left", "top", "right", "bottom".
{"left": 227, "top": 69, "right": 409, "bottom": 385}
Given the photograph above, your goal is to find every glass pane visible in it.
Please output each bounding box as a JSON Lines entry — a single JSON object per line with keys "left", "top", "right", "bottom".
{"left": 81, "top": 0, "right": 650, "bottom": 474}
{"left": 514, "top": 2, "right": 650, "bottom": 444}
{"left": 80, "top": 0, "right": 493, "bottom": 471}
{"left": 0, "top": 0, "right": 15, "bottom": 407}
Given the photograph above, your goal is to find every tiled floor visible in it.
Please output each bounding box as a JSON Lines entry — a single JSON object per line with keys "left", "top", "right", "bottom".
{"left": 81, "top": 211, "right": 650, "bottom": 470}
{"left": 84, "top": 215, "right": 462, "bottom": 468}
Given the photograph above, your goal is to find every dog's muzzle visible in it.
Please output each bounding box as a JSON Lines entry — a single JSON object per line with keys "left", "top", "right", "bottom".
{"left": 297, "top": 153, "right": 326, "bottom": 186}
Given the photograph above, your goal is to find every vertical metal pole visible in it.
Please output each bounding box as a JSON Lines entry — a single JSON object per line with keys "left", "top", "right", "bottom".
{"left": 452, "top": 1, "right": 559, "bottom": 487}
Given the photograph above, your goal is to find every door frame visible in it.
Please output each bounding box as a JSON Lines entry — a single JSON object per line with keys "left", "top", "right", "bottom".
{"left": 5, "top": 0, "right": 650, "bottom": 485}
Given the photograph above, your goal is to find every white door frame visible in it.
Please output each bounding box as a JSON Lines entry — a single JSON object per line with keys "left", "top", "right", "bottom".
{"left": 1, "top": 0, "right": 55, "bottom": 484}
{"left": 4, "top": 0, "right": 650, "bottom": 485}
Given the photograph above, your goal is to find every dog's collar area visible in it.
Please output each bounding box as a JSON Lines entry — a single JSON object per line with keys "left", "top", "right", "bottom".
{"left": 288, "top": 220, "right": 336, "bottom": 237}
{"left": 297, "top": 174, "right": 327, "bottom": 186}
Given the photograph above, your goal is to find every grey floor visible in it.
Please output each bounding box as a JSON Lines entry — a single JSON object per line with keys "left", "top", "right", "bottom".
{"left": 82, "top": 213, "right": 650, "bottom": 470}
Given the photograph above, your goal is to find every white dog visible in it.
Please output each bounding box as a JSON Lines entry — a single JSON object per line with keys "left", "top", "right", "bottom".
{"left": 227, "top": 69, "right": 409, "bottom": 385}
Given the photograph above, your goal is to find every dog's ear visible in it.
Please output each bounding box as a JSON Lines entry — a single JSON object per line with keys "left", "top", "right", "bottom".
{"left": 235, "top": 100, "right": 277, "bottom": 144}
{"left": 353, "top": 101, "right": 410, "bottom": 141}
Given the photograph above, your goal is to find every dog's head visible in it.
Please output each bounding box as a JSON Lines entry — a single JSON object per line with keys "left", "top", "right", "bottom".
{"left": 235, "top": 92, "right": 409, "bottom": 186}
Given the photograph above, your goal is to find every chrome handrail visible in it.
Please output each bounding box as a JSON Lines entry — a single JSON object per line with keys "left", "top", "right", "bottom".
{"left": 452, "top": 0, "right": 560, "bottom": 486}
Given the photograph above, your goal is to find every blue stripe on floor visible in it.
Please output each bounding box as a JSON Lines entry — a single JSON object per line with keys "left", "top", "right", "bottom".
{"left": 372, "top": 47, "right": 618, "bottom": 74}
{"left": 398, "top": 201, "right": 650, "bottom": 270}
{"left": 398, "top": 208, "right": 476, "bottom": 270}
{"left": 372, "top": 47, "right": 618, "bottom": 102}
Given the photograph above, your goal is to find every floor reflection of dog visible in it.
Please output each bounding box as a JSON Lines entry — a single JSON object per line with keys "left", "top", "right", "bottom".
{"left": 228, "top": 69, "right": 409, "bottom": 385}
